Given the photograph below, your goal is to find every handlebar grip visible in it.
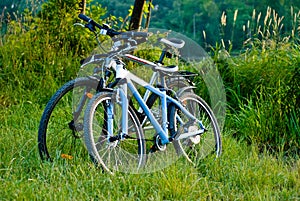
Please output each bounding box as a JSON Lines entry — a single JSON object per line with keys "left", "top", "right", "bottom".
{"left": 78, "top": 13, "right": 121, "bottom": 37}
{"left": 78, "top": 13, "right": 103, "bottom": 30}
{"left": 78, "top": 13, "right": 92, "bottom": 22}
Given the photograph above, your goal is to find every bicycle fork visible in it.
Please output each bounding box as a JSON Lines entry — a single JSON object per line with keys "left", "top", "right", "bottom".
{"left": 105, "top": 85, "right": 129, "bottom": 143}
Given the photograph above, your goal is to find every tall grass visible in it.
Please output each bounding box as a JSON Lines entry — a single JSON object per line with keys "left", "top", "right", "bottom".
{"left": 213, "top": 7, "right": 300, "bottom": 155}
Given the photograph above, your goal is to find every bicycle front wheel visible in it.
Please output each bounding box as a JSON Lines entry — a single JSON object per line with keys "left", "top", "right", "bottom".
{"left": 38, "top": 77, "right": 98, "bottom": 161}
{"left": 84, "top": 91, "right": 146, "bottom": 174}
{"left": 173, "top": 92, "right": 222, "bottom": 165}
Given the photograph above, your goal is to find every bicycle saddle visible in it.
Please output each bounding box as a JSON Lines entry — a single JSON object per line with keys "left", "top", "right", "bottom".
{"left": 160, "top": 38, "right": 185, "bottom": 49}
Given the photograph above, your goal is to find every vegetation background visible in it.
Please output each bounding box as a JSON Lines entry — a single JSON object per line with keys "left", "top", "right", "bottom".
{"left": 0, "top": 0, "right": 299, "bottom": 200}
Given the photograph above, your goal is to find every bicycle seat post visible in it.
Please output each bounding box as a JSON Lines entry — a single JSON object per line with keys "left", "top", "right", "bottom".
{"left": 156, "top": 48, "right": 169, "bottom": 89}
{"left": 157, "top": 48, "right": 167, "bottom": 65}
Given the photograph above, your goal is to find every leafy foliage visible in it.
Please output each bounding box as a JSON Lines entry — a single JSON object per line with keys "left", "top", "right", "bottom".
{"left": 0, "top": 0, "right": 108, "bottom": 106}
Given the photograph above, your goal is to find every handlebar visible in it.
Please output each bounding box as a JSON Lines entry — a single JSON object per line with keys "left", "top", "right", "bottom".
{"left": 78, "top": 13, "right": 121, "bottom": 37}
{"left": 78, "top": 13, "right": 93, "bottom": 23}
{"left": 78, "top": 13, "right": 149, "bottom": 39}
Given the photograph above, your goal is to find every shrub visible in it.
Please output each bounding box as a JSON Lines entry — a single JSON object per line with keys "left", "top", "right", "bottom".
{"left": 0, "top": 0, "right": 109, "bottom": 106}
{"left": 214, "top": 7, "right": 300, "bottom": 155}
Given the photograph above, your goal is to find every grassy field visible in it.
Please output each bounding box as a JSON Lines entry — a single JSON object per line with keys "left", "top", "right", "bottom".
{"left": 0, "top": 102, "right": 299, "bottom": 200}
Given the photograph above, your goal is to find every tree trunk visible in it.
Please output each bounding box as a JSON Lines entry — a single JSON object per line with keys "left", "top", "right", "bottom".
{"left": 144, "top": 0, "right": 152, "bottom": 30}
{"left": 81, "top": 0, "right": 86, "bottom": 14}
{"left": 129, "top": 0, "right": 145, "bottom": 31}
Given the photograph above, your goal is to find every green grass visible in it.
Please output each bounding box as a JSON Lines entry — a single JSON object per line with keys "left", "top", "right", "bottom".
{"left": 0, "top": 103, "right": 299, "bottom": 200}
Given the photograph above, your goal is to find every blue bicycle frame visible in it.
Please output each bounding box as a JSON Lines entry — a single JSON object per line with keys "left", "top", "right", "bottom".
{"left": 107, "top": 61, "right": 206, "bottom": 145}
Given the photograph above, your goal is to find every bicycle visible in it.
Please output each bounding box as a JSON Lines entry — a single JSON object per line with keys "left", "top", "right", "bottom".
{"left": 37, "top": 14, "right": 196, "bottom": 162}
{"left": 83, "top": 42, "right": 222, "bottom": 174}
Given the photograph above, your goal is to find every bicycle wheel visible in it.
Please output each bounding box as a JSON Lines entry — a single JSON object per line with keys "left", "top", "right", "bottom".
{"left": 173, "top": 92, "right": 221, "bottom": 165}
{"left": 84, "top": 91, "right": 146, "bottom": 174}
{"left": 38, "top": 77, "right": 99, "bottom": 161}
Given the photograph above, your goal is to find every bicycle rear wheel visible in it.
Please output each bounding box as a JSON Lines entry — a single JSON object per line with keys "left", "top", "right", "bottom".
{"left": 84, "top": 91, "right": 146, "bottom": 174}
{"left": 173, "top": 92, "right": 222, "bottom": 165}
{"left": 38, "top": 77, "right": 98, "bottom": 161}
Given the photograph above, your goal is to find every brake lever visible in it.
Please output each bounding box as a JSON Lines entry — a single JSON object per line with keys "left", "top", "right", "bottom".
{"left": 73, "top": 23, "right": 85, "bottom": 28}
{"left": 74, "top": 22, "right": 96, "bottom": 33}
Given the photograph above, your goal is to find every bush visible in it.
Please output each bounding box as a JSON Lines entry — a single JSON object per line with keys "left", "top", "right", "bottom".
{"left": 216, "top": 34, "right": 300, "bottom": 155}
{"left": 0, "top": 0, "right": 108, "bottom": 106}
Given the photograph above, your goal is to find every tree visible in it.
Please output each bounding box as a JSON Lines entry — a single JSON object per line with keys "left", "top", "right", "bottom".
{"left": 144, "top": 0, "right": 152, "bottom": 30}
{"left": 80, "top": 0, "right": 86, "bottom": 14}
{"left": 129, "top": 0, "right": 145, "bottom": 30}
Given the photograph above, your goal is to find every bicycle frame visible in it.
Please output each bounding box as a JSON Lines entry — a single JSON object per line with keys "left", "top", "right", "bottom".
{"left": 106, "top": 58, "right": 206, "bottom": 145}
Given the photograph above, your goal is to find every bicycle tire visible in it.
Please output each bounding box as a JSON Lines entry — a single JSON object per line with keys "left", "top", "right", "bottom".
{"left": 84, "top": 91, "right": 146, "bottom": 174}
{"left": 38, "top": 77, "right": 99, "bottom": 161}
{"left": 173, "top": 92, "right": 222, "bottom": 165}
